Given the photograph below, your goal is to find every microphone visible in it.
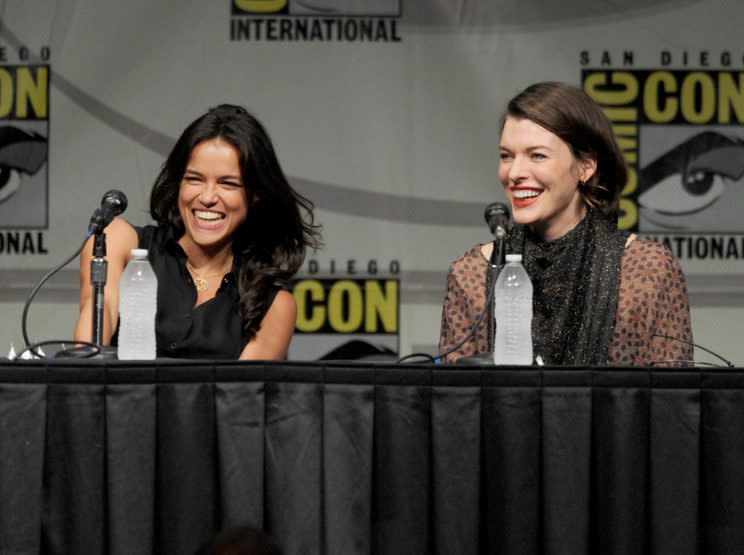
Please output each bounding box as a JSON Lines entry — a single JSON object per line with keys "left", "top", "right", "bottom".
{"left": 484, "top": 202, "right": 510, "bottom": 238}
{"left": 88, "top": 190, "right": 128, "bottom": 235}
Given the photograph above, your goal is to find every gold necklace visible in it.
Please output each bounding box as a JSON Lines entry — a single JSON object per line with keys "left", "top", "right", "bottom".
{"left": 187, "top": 260, "right": 231, "bottom": 292}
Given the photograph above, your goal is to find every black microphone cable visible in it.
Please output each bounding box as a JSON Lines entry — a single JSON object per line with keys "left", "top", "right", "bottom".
{"left": 397, "top": 202, "right": 511, "bottom": 365}
{"left": 650, "top": 333, "right": 735, "bottom": 368}
{"left": 19, "top": 190, "right": 128, "bottom": 359}
{"left": 20, "top": 232, "right": 95, "bottom": 358}
{"left": 396, "top": 268, "right": 498, "bottom": 364}
{"left": 18, "top": 339, "right": 101, "bottom": 360}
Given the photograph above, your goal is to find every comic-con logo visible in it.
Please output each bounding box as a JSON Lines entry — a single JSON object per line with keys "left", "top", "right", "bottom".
{"left": 293, "top": 277, "right": 399, "bottom": 334}
{"left": 289, "top": 275, "right": 399, "bottom": 360}
{"left": 583, "top": 69, "right": 744, "bottom": 235}
{"left": 0, "top": 64, "right": 49, "bottom": 230}
{"left": 230, "top": 0, "right": 402, "bottom": 42}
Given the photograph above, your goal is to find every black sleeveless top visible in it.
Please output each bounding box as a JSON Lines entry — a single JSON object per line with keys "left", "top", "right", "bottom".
{"left": 129, "top": 225, "right": 278, "bottom": 359}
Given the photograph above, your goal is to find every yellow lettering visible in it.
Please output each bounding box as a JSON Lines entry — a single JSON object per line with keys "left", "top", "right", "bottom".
{"left": 612, "top": 124, "right": 636, "bottom": 136}
{"left": 615, "top": 135, "right": 638, "bottom": 153}
{"left": 618, "top": 197, "right": 637, "bottom": 231}
{"left": 621, "top": 167, "right": 638, "bottom": 196}
{"left": 294, "top": 280, "right": 325, "bottom": 332}
{"left": 584, "top": 70, "right": 640, "bottom": 232}
{"left": 613, "top": 124, "right": 638, "bottom": 164}
{"left": 718, "top": 73, "right": 744, "bottom": 124}
{"left": 681, "top": 72, "right": 716, "bottom": 124}
{"left": 16, "top": 66, "right": 47, "bottom": 119}
{"left": 644, "top": 72, "right": 678, "bottom": 123}
{"left": 328, "top": 280, "right": 363, "bottom": 333}
{"left": 364, "top": 280, "right": 398, "bottom": 333}
{"left": 0, "top": 68, "right": 13, "bottom": 118}
{"left": 602, "top": 107, "right": 638, "bottom": 122}
{"left": 585, "top": 72, "right": 639, "bottom": 105}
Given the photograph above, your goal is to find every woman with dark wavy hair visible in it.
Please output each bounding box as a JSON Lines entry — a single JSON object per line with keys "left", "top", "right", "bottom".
{"left": 439, "top": 82, "right": 693, "bottom": 366}
{"left": 75, "top": 104, "right": 321, "bottom": 359}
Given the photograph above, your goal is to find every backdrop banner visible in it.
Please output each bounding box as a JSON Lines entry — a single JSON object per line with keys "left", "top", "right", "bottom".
{"left": 1, "top": 0, "right": 742, "bottom": 358}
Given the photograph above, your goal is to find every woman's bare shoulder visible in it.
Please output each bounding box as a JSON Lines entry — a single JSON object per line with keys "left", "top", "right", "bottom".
{"left": 103, "top": 218, "right": 139, "bottom": 259}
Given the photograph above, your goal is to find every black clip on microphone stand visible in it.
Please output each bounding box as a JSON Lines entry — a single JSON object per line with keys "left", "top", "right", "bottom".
{"left": 89, "top": 231, "right": 117, "bottom": 358}
{"left": 488, "top": 228, "right": 507, "bottom": 283}
{"left": 90, "top": 231, "right": 107, "bottom": 346}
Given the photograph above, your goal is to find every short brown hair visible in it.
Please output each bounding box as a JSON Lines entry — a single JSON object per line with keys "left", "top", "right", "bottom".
{"left": 502, "top": 82, "right": 628, "bottom": 219}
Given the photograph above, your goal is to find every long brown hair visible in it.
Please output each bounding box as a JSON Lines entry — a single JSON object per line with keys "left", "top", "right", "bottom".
{"left": 502, "top": 81, "right": 628, "bottom": 219}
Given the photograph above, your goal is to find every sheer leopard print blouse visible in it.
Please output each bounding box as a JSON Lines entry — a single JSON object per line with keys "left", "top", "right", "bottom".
{"left": 438, "top": 237, "right": 693, "bottom": 366}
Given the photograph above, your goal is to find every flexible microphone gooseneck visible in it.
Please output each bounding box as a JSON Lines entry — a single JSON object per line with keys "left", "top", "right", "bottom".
{"left": 21, "top": 236, "right": 91, "bottom": 353}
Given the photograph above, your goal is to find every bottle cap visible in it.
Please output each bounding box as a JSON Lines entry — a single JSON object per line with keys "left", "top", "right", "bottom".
{"left": 505, "top": 254, "right": 522, "bottom": 263}
{"left": 130, "top": 248, "right": 149, "bottom": 258}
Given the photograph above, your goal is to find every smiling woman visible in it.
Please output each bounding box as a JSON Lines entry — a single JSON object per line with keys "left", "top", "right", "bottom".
{"left": 439, "top": 82, "right": 693, "bottom": 367}
{"left": 74, "top": 105, "right": 321, "bottom": 360}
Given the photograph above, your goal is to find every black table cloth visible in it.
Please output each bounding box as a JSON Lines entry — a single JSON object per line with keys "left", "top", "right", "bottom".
{"left": 0, "top": 360, "right": 742, "bottom": 555}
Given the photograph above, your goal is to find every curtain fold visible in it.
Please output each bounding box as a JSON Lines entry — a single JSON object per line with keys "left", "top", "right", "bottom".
{"left": 0, "top": 384, "right": 46, "bottom": 554}
{"left": 482, "top": 386, "right": 541, "bottom": 554}
{"left": 323, "top": 383, "right": 375, "bottom": 555}
{"left": 43, "top": 385, "right": 106, "bottom": 555}
{"left": 649, "top": 388, "right": 700, "bottom": 555}
{"left": 592, "top": 387, "right": 650, "bottom": 555}
{"left": 702, "top": 389, "right": 744, "bottom": 553}
{"left": 431, "top": 386, "right": 480, "bottom": 555}
{"left": 0, "top": 363, "right": 741, "bottom": 554}
{"left": 106, "top": 384, "right": 157, "bottom": 555}
{"left": 542, "top": 387, "right": 592, "bottom": 555}
{"left": 373, "top": 384, "right": 430, "bottom": 555}
{"left": 264, "top": 381, "right": 323, "bottom": 554}
{"left": 215, "top": 381, "right": 266, "bottom": 530}
{"left": 156, "top": 382, "right": 217, "bottom": 554}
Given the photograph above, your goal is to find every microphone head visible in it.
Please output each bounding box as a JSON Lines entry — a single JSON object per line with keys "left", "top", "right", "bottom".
{"left": 88, "top": 190, "right": 129, "bottom": 235}
{"left": 101, "top": 189, "right": 128, "bottom": 217}
{"left": 484, "top": 202, "right": 510, "bottom": 235}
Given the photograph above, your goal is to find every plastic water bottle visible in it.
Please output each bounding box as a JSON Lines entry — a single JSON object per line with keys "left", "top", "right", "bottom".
{"left": 493, "top": 254, "right": 533, "bottom": 365}
{"left": 118, "top": 249, "right": 157, "bottom": 360}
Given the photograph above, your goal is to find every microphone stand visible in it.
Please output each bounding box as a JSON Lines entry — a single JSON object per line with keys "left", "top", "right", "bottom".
{"left": 489, "top": 228, "right": 507, "bottom": 275}
{"left": 58, "top": 230, "right": 118, "bottom": 358}
{"left": 90, "top": 231, "right": 108, "bottom": 347}
{"left": 456, "top": 229, "right": 507, "bottom": 366}
{"left": 485, "top": 229, "right": 507, "bottom": 354}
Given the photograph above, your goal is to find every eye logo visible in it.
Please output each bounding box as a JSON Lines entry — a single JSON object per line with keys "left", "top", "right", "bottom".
{"left": 0, "top": 126, "right": 47, "bottom": 205}
{"left": 584, "top": 67, "right": 744, "bottom": 234}
{"left": 639, "top": 131, "right": 744, "bottom": 231}
{"left": 0, "top": 63, "right": 49, "bottom": 230}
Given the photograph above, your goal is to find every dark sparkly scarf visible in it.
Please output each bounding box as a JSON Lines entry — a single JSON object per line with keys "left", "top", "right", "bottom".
{"left": 497, "top": 208, "right": 629, "bottom": 366}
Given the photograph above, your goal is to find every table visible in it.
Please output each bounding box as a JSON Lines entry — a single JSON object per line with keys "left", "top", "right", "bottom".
{"left": 1, "top": 360, "right": 742, "bottom": 554}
